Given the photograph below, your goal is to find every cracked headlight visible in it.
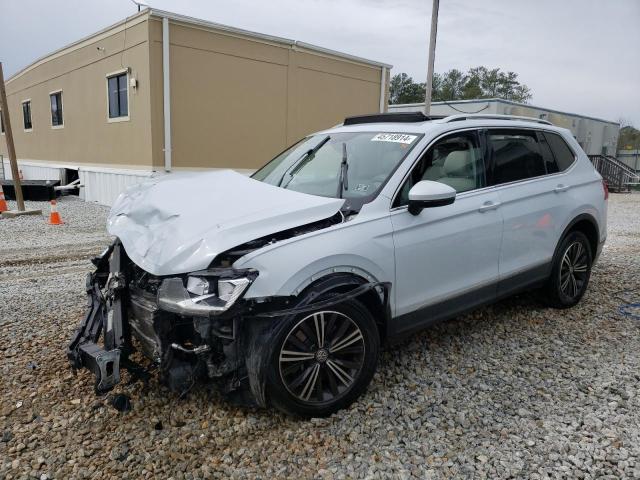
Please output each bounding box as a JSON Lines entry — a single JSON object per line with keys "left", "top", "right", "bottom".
{"left": 159, "top": 271, "right": 256, "bottom": 317}
{"left": 186, "top": 276, "right": 210, "bottom": 296}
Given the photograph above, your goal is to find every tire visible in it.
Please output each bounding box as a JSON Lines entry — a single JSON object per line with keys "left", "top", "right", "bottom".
{"left": 544, "top": 231, "right": 593, "bottom": 308}
{"left": 265, "top": 298, "right": 379, "bottom": 417}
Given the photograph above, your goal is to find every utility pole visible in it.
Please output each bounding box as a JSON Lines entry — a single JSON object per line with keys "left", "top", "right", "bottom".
{"left": 424, "top": 0, "right": 440, "bottom": 116}
{"left": 0, "top": 62, "right": 40, "bottom": 218}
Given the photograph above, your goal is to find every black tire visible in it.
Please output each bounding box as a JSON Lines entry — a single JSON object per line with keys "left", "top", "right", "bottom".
{"left": 544, "top": 231, "right": 593, "bottom": 308}
{"left": 265, "top": 299, "right": 379, "bottom": 417}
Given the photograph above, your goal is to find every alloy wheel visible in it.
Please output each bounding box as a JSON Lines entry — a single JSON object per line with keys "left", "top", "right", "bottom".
{"left": 278, "top": 311, "right": 365, "bottom": 404}
{"left": 559, "top": 241, "right": 589, "bottom": 299}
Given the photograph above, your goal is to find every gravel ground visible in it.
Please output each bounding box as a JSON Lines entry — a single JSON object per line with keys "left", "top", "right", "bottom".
{"left": 1, "top": 194, "right": 639, "bottom": 479}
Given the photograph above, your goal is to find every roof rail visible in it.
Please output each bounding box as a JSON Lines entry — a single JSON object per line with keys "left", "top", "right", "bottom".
{"left": 343, "top": 112, "right": 443, "bottom": 125}
{"left": 442, "top": 114, "right": 553, "bottom": 125}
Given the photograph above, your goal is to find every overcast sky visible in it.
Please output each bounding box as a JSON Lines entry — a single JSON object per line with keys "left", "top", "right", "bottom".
{"left": 1, "top": 0, "right": 638, "bottom": 125}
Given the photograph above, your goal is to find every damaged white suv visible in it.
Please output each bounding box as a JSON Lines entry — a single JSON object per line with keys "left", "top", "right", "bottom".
{"left": 68, "top": 112, "right": 607, "bottom": 417}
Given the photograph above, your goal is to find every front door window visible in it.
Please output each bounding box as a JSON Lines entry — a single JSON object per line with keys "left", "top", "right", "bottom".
{"left": 395, "top": 130, "right": 485, "bottom": 207}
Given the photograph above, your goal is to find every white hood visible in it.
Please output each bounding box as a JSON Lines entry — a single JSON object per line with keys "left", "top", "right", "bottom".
{"left": 107, "top": 170, "right": 344, "bottom": 276}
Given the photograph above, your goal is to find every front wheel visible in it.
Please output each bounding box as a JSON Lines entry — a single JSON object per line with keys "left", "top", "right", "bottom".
{"left": 544, "top": 231, "right": 593, "bottom": 308}
{"left": 266, "top": 299, "right": 379, "bottom": 417}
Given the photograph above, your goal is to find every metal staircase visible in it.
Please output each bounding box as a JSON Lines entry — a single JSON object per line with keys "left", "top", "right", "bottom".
{"left": 588, "top": 155, "right": 639, "bottom": 192}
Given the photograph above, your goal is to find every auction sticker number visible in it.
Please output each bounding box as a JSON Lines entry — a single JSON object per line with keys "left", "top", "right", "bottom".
{"left": 371, "top": 133, "right": 417, "bottom": 144}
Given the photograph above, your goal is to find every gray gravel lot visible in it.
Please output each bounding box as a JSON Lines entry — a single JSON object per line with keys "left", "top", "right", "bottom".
{"left": 1, "top": 194, "right": 639, "bottom": 479}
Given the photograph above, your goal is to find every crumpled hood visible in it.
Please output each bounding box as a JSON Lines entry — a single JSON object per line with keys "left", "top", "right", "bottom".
{"left": 107, "top": 169, "right": 344, "bottom": 276}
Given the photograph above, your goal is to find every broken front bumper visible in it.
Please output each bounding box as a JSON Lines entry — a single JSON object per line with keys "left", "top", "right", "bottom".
{"left": 67, "top": 240, "right": 250, "bottom": 394}
{"left": 67, "top": 242, "right": 126, "bottom": 393}
{"left": 68, "top": 241, "right": 390, "bottom": 402}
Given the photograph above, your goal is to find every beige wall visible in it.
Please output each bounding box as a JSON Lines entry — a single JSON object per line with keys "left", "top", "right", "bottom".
{"left": 0, "top": 16, "right": 153, "bottom": 169}
{"left": 1, "top": 13, "right": 386, "bottom": 173}
{"left": 149, "top": 18, "right": 385, "bottom": 170}
{"left": 291, "top": 50, "right": 381, "bottom": 143}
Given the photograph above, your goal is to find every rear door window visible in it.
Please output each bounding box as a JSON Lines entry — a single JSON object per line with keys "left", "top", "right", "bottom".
{"left": 488, "top": 129, "right": 546, "bottom": 185}
{"left": 543, "top": 132, "right": 576, "bottom": 171}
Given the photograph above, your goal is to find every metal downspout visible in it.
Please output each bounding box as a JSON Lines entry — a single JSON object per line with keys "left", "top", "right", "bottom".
{"left": 162, "top": 17, "right": 172, "bottom": 172}
{"left": 379, "top": 67, "right": 386, "bottom": 113}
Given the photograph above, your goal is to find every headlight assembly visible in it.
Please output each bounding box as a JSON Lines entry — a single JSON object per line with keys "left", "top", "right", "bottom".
{"left": 158, "top": 270, "right": 256, "bottom": 317}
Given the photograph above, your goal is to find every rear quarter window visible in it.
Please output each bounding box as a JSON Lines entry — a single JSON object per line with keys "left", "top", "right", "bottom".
{"left": 543, "top": 132, "right": 576, "bottom": 171}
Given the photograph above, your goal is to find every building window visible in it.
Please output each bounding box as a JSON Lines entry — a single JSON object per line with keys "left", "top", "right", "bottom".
{"left": 107, "top": 72, "right": 129, "bottom": 119}
{"left": 50, "top": 91, "right": 64, "bottom": 127}
{"left": 0, "top": 110, "right": 4, "bottom": 134}
{"left": 22, "top": 100, "right": 32, "bottom": 130}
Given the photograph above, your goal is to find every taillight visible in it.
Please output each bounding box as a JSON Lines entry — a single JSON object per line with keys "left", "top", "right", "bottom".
{"left": 602, "top": 179, "right": 609, "bottom": 200}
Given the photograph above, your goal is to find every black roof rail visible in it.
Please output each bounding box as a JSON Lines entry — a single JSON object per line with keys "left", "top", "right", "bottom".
{"left": 343, "top": 112, "right": 441, "bottom": 125}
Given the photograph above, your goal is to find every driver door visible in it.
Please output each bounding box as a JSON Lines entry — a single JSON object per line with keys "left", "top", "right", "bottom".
{"left": 390, "top": 129, "right": 503, "bottom": 336}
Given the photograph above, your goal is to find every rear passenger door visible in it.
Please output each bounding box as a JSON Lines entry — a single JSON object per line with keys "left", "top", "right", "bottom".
{"left": 487, "top": 128, "right": 574, "bottom": 296}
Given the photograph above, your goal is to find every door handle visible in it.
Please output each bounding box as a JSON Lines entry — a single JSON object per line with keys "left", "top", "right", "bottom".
{"left": 554, "top": 184, "right": 570, "bottom": 193}
{"left": 478, "top": 201, "right": 501, "bottom": 212}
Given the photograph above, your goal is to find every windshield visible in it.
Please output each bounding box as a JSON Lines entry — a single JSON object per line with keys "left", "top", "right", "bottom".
{"left": 252, "top": 132, "right": 422, "bottom": 210}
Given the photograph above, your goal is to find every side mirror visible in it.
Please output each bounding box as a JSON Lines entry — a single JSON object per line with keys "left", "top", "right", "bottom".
{"left": 407, "top": 180, "right": 456, "bottom": 215}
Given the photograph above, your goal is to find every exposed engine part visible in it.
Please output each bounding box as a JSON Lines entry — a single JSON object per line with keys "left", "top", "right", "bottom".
{"left": 170, "top": 343, "right": 210, "bottom": 354}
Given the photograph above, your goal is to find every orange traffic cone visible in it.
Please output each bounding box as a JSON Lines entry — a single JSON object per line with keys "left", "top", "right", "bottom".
{"left": 0, "top": 185, "right": 8, "bottom": 213}
{"left": 48, "top": 199, "right": 63, "bottom": 225}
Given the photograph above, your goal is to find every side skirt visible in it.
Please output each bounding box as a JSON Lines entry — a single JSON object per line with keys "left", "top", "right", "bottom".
{"left": 387, "top": 262, "right": 551, "bottom": 342}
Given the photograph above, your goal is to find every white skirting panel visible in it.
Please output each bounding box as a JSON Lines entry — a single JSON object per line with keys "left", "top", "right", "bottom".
{"left": 1, "top": 158, "right": 154, "bottom": 207}
{"left": 79, "top": 169, "right": 154, "bottom": 206}
{"left": 2, "top": 159, "right": 63, "bottom": 181}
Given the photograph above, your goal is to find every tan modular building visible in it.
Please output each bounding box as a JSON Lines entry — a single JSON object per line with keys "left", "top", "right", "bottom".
{"left": 0, "top": 9, "right": 391, "bottom": 205}
{"left": 389, "top": 99, "right": 619, "bottom": 157}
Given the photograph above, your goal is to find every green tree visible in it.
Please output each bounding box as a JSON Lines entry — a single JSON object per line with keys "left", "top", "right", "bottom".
{"left": 461, "top": 67, "right": 483, "bottom": 99}
{"left": 389, "top": 73, "right": 426, "bottom": 104}
{"left": 438, "top": 69, "right": 466, "bottom": 101}
{"left": 617, "top": 122, "right": 640, "bottom": 150}
{"left": 389, "top": 67, "right": 532, "bottom": 104}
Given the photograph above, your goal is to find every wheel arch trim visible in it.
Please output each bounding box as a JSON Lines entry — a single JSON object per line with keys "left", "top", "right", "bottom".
{"left": 558, "top": 212, "right": 600, "bottom": 257}
{"left": 291, "top": 266, "right": 379, "bottom": 296}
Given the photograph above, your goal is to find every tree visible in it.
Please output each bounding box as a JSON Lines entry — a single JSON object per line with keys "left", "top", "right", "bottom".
{"left": 617, "top": 119, "right": 640, "bottom": 150}
{"left": 389, "top": 66, "right": 532, "bottom": 104}
{"left": 389, "top": 73, "right": 426, "bottom": 104}
{"left": 437, "top": 69, "right": 466, "bottom": 101}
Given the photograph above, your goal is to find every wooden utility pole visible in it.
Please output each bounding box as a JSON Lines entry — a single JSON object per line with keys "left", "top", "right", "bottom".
{"left": 0, "top": 62, "right": 25, "bottom": 210}
{"left": 424, "top": 0, "right": 440, "bottom": 116}
{"left": 0, "top": 62, "right": 40, "bottom": 218}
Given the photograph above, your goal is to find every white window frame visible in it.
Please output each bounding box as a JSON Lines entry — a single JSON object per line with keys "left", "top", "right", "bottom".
{"left": 22, "top": 99, "right": 33, "bottom": 132}
{"left": 49, "top": 89, "right": 64, "bottom": 129}
{"left": 106, "top": 69, "right": 130, "bottom": 123}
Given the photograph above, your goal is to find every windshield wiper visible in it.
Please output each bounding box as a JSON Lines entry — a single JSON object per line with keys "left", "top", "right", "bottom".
{"left": 279, "top": 135, "right": 331, "bottom": 188}
{"left": 336, "top": 142, "right": 349, "bottom": 199}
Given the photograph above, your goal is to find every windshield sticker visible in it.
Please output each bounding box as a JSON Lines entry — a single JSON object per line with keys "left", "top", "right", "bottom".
{"left": 371, "top": 133, "right": 418, "bottom": 144}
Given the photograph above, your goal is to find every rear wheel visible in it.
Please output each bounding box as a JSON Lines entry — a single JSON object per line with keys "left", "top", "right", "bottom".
{"left": 266, "top": 299, "right": 379, "bottom": 417}
{"left": 545, "top": 231, "right": 592, "bottom": 308}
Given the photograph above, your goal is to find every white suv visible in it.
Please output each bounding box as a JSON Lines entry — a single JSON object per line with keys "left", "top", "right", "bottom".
{"left": 68, "top": 113, "right": 608, "bottom": 417}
